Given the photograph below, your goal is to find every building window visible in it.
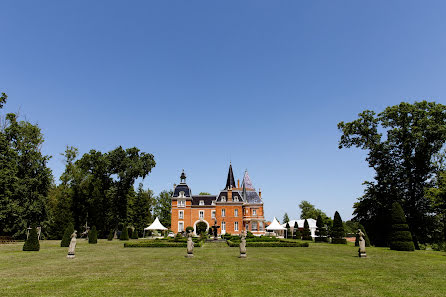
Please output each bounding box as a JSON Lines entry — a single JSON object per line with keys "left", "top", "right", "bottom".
{"left": 178, "top": 200, "right": 185, "bottom": 207}
{"left": 221, "top": 221, "right": 226, "bottom": 231}
{"left": 178, "top": 222, "right": 184, "bottom": 232}
{"left": 235, "top": 222, "right": 239, "bottom": 231}
{"left": 234, "top": 196, "right": 239, "bottom": 202}
{"left": 253, "top": 209, "right": 257, "bottom": 216}
{"left": 199, "top": 210, "right": 204, "bottom": 219}
{"left": 259, "top": 222, "right": 263, "bottom": 231}
{"left": 199, "top": 200, "right": 204, "bottom": 206}
{"left": 222, "top": 209, "right": 226, "bottom": 217}
{"left": 222, "top": 196, "right": 226, "bottom": 202}
{"left": 211, "top": 200, "right": 216, "bottom": 205}
{"left": 179, "top": 210, "right": 183, "bottom": 219}
{"left": 234, "top": 209, "right": 238, "bottom": 217}
{"left": 211, "top": 210, "right": 216, "bottom": 218}
{"left": 179, "top": 191, "right": 185, "bottom": 198}
{"left": 252, "top": 222, "right": 258, "bottom": 231}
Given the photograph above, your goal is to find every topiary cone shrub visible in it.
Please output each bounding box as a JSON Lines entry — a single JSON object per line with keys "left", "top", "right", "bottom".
{"left": 293, "top": 221, "right": 301, "bottom": 239}
{"left": 61, "top": 223, "right": 74, "bottom": 247}
{"left": 23, "top": 225, "right": 40, "bottom": 251}
{"left": 131, "top": 229, "right": 138, "bottom": 239}
{"left": 315, "top": 215, "right": 328, "bottom": 242}
{"left": 331, "top": 211, "right": 346, "bottom": 244}
{"left": 89, "top": 226, "right": 98, "bottom": 244}
{"left": 355, "top": 223, "right": 370, "bottom": 247}
{"left": 389, "top": 202, "right": 415, "bottom": 251}
{"left": 302, "top": 219, "right": 313, "bottom": 241}
{"left": 107, "top": 230, "right": 114, "bottom": 241}
{"left": 285, "top": 222, "right": 290, "bottom": 239}
{"left": 120, "top": 225, "right": 129, "bottom": 241}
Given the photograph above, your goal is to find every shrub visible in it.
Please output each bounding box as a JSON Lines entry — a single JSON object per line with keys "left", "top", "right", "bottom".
{"left": 285, "top": 222, "right": 291, "bottom": 239}
{"left": 355, "top": 223, "right": 371, "bottom": 247}
{"left": 315, "top": 215, "right": 328, "bottom": 242}
{"left": 120, "top": 225, "right": 129, "bottom": 241}
{"left": 331, "top": 211, "right": 346, "bottom": 244}
{"left": 88, "top": 226, "right": 98, "bottom": 244}
{"left": 107, "top": 230, "right": 114, "bottom": 241}
{"left": 302, "top": 219, "right": 312, "bottom": 240}
{"left": 61, "top": 223, "right": 74, "bottom": 247}
{"left": 389, "top": 202, "right": 415, "bottom": 251}
{"left": 127, "top": 228, "right": 133, "bottom": 238}
{"left": 222, "top": 233, "right": 232, "bottom": 240}
{"left": 23, "top": 225, "right": 40, "bottom": 251}
{"left": 131, "top": 229, "right": 138, "bottom": 239}
{"left": 293, "top": 221, "right": 301, "bottom": 239}
{"left": 247, "top": 231, "right": 255, "bottom": 238}
{"left": 186, "top": 226, "right": 194, "bottom": 233}
{"left": 196, "top": 222, "right": 207, "bottom": 235}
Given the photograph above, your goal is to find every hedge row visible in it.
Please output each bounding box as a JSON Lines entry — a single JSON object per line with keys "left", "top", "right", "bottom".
{"left": 331, "top": 238, "right": 347, "bottom": 244}
{"left": 226, "top": 240, "right": 309, "bottom": 247}
{"left": 124, "top": 240, "right": 205, "bottom": 248}
{"left": 229, "top": 236, "right": 280, "bottom": 243}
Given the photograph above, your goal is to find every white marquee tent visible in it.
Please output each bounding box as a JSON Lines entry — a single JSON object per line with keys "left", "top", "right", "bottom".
{"left": 266, "top": 217, "right": 287, "bottom": 237}
{"left": 143, "top": 217, "right": 167, "bottom": 237}
{"left": 282, "top": 219, "right": 317, "bottom": 238}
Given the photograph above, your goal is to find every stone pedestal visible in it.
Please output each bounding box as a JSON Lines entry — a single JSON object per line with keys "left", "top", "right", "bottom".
{"left": 358, "top": 249, "right": 367, "bottom": 258}
{"left": 67, "top": 253, "right": 75, "bottom": 259}
{"left": 239, "top": 253, "right": 246, "bottom": 258}
{"left": 185, "top": 253, "right": 194, "bottom": 258}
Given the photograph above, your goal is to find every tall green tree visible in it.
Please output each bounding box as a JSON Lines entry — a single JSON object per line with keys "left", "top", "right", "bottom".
{"left": 154, "top": 190, "right": 173, "bottom": 228}
{"left": 315, "top": 214, "right": 328, "bottom": 242}
{"left": 339, "top": 101, "right": 446, "bottom": 247}
{"left": 128, "top": 183, "right": 154, "bottom": 236}
{"left": 283, "top": 213, "right": 290, "bottom": 224}
{"left": 302, "top": 219, "right": 312, "bottom": 240}
{"left": 0, "top": 94, "right": 52, "bottom": 238}
{"left": 293, "top": 221, "right": 301, "bottom": 239}
{"left": 390, "top": 202, "right": 415, "bottom": 251}
{"left": 299, "top": 201, "right": 331, "bottom": 225}
{"left": 331, "top": 211, "right": 346, "bottom": 244}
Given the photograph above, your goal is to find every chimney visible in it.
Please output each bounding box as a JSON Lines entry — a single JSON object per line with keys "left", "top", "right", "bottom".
{"left": 259, "top": 188, "right": 261, "bottom": 198}
{"left": 237, "top": 179, "right": 240, "bottom": 188}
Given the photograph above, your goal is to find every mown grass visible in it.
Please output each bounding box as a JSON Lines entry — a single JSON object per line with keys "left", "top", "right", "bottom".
{"left": 1, "top": 239, "right": 445, "bottom": 296}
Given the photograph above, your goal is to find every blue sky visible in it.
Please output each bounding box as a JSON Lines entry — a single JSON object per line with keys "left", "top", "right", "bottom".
{"left": 1, "top": 1, "right": 446, "bottom": 221}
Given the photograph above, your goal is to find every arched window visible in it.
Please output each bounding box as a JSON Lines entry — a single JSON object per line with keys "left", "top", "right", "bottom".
{"left": 221, "top": 196, "right": 226, "bottom": 202}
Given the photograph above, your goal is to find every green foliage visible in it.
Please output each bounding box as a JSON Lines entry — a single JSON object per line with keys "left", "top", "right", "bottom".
{"left": 339, "top": 101, "right": 446, "bottom": 247}
{"left": 355, "top": 224, "right": 371, "bottom": 247}
{"left": 153, "top": 190, "right": 173, "bottom": 228}
{"left": 390, "top": 202, "right": 415, "bottom": 251}
{"left": 185, "top": 226, "right": 193, "bottom": 233}
{"left": 23, "top": 226, "right": 40, "bottom": 251}
{"left": 131, "top": 229, "right": 138, "bottom": 239}
{"left": 61, "top": 223, "right": 74, "bottom": 247}
{"left": 128, "top": 183, "right": 153, "bottom": 239}
{"left": 222, "top": 233, "right": 232, "bottom": 240}
{"left": 89, "top": 226, "right": 98, "bottom": 244}
{"left": 302, "top": 219, "right": 312, "bottom": 240}
{"left": 0, "top": 99, "right": 52, "bottom": 238}
{"left": 315, "top": 214, "right": 328, "bottom": 242}
{"left": 107, "top": 230, "right": 114, "bottom": 241}
{"left": 293, "top": 221, "right": 301, "bottom": 239}
{"left": 226, "top": 240, "right": 309, "bottom": 247}
{"left": 199, "top": 192, "right": 211, "bottom": 195}
{"left": 196, "top": 222, "right": 207, "bottom": 235}
{"left": 283, "top": 213, "right": 290, "bottom": 224}
{"left": 120, "top": 225, "right": 129, "bottom": 241}
{"left": 246, "top": 231, "right": 255, "bottom": 238}
{"left": 285, "top": 222, "right": 291, "bottom": 239}
{"left": 331, "top": 211, "right": 346, "bottom": 244}
{"left": 124, "top": 239, "right": 206, "bottom": 248}
{"left": 299, "top": 201, "right": 330, "bottom": 223}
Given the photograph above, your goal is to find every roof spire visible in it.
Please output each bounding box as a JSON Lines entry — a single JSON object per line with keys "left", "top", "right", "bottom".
{"left": 180, "top": 169, "right": 186, "bottom": 183}
{"left": 225, "top": 163, "right": 236, "bottom": 189}
{"left": 242, "top": 169, "right": 254, "bottom": 189}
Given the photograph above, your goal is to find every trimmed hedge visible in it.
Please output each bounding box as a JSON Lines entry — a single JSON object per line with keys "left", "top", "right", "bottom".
{"left": 107, "top": 230, "right": 114, "bottom": 241}
{"left": 390, "top": 202, "right": 415, "bottom": 251}
{"left": 61, "top": 223, "right": 74, "bottom": 247}
{"left": 226, "top": 240, "right": 309, "bottom": 247}
{"left": 120, "top": 225, "right": 129, "bottom": 241}
{"left": 124, "top": 239, "right": 205, "bottom": 248}
{"left": 88, "top": 226, "right": 98, "bottom": 244}
{"left": 131, "top": 229, "right": 138, "bottom": 239}
{"left": 23, "top": 226, "right": 40, "bottom": 251}
{"left": 331, "top": 238, "right": 347, "bottom": 244}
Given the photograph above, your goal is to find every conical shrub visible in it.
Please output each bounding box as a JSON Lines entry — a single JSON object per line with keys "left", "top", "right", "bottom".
{"left": 23, "top": 225, "right": 40, "bottom": 251}
{"left": 293, "top": 221, "right": 301, "bottom": 239}
{"left": 89, "top": 226, "right": 98, "bottom": 244}
{"left": 355, "top": 223, "right": 370, "bottom": 247}
{"left": 120, "top": 224, "right": 129, "bottom": 241}
{"left": 302, "top": 219, "right": 312, "bottom": 240}
{"left": 390, "top": 202, "right": 415, "bottom": 251}
{"left": 61, "top": 223, "right": 74, "bottom": 247}
{"left": 107, "top": 230, "right": 114, "bottom": 241}
{"left": 285, "top": 222, "right": 290, "bottom": 239}
{"left": 131, "top": 229, "right": 138, "bottom": 239}
{"left": 315, "top": 215, "right": 328, "bottom": 242}
{"left": 331, "top": 211, "right": 346, "bottom": 244}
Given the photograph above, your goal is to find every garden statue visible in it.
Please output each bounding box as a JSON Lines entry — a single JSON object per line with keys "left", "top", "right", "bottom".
{"left": 211, "top": 220, "right": 220, "bottom": 240}
{"left": 186, "top": 231, "right": 194, "bottom": 258}
{"left": 358, "top": 229, "right": 367, "bottom": 258}
{"left": 67, "top": 230, "right": 77, "bottom": 259}
{"left": 239, "top": 231, "right": 247, "bottom": 258}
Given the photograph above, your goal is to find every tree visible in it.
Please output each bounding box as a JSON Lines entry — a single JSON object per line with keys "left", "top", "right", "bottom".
{"left": 315, "top": 214, "right": 328, "bottom": 242}
{"left": 199, "top": 192, "right": 211, "bottom": 195}
{"left": 0, "top": 95, "right": 52, "bottom": 238}
{"left": 293, "top": 221, "right": 301, "bottom": 239}
{"left": 196, "top": 222, "right": 207, "bottom": 235}
{"left": 299, "top": 201, "right": 331, "bottom": 225}
{"left": 154, "top": 190, "right": 173, "bottom": 228}
{"left": 61, "top": 223, "right": 74, "bottom": 247}
{"left": 120, "top": 224, "right": 129, "bottom": 241}
{"left": 131, "top": 229, "right": 138, "bottom": 239}
{"left": 23, "top": 225, "right": 40, "bottom": 251}
{"left": 426, "top": 164, "right": 446, "bottom": 246}
{"left": 302, "top": 219, "right": 312, "bottom": 240}
{"left": 285, "top": 222, "right": 290, "bottom": 239}
{"left": 283, "top": 213, "right": 290, "bottom": 224}
{"left": 355, "top": 223, "right": 370, "bottom": 247}
{"left": 390, "top": 202, "right": 415, "bottom": 251}
{"left": 331, "top": 211, "right": 346, "bottom": 244}
{"left": 338, "top": 101, "right": 446, "bottom": 247}
{"left": 89, "top": 226, "right": 98, "bottom": 244}
{"left": 128, "top": 184, "right": 153, "bottom": 237}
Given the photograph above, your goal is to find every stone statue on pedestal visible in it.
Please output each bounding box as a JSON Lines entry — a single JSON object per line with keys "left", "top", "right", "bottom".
{"left": 67, "top": 231, "right": 77, "bottom": 259}
{"left": 358, "top": 229, "right": 367, "bottom": 258}
{"left": 239, "top": 231, "right": 247, "bottom": 258}
{"left": 185, "top": 231, "right": 194, "bottom": 258}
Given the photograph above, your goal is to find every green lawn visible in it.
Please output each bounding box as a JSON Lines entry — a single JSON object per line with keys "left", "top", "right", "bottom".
{"left": 1, "top": 240, "right": 445, "bottom": 297}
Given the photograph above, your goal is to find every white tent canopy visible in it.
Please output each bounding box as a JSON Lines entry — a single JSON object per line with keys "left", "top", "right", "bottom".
{"left": 144, "top": 217, "right": 167, "bottom": 231}
{"left": 282, "top": 219, "right": 317, "bottom": 238}
{"left": 266, "top": 217, "right": 286, "bottom": 230}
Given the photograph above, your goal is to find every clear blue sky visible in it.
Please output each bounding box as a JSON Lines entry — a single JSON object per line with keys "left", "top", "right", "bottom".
{"left": 1, "top": 1, "right": 446, "bottom": 221}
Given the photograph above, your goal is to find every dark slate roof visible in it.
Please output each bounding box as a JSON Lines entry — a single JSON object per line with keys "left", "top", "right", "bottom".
{"left": 191, "top": 195, "right": 217, "bottom": 206}
{"left": 173, "top": 184, "right": 191, "bottom": 197}
{"left": 245, "top": 190, "right": 262, "bottom": 204}
{"left": 225, "top": 164, "right": 236, "bottom": 189}
{"left": 216, "top": 190, "right": 244, "bottom": 202}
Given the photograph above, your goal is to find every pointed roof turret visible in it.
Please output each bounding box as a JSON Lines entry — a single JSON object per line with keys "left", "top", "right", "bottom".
{"left": 225, "top": 163, "right": 236, "bottom": 189}
{"left": 180, "top": 169, "right": 186, "bottom": 184}
{"left": 242, "top": 169, "right": 254, "bottom": 189}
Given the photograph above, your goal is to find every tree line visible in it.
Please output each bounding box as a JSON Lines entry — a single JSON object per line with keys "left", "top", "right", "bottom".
{"left": 0, "top": 93, "right": 172, "bottom": 239}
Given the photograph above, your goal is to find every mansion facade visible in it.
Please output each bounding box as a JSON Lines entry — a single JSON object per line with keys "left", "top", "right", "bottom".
{"left": 170, "top": 164, "right": 266, "bottom": 236}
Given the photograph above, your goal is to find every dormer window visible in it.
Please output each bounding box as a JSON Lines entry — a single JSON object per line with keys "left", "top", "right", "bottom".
{"left": 221, "top": 196, "right": 226, "bottom": 202}
{"left": 211, "top": 201, "right": 216, "bottom": 205}
{"left": 234, "top": 196, "right": 239, "bottom": 202}
{"left": 199, "top": 200, "right": 204, "bottom": 206}
{"left": 179, "top": 191, "right": 185, "bottom": 198}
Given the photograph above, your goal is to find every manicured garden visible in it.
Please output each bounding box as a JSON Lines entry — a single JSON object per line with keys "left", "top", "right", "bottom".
{"left": 1, "top": 239, "right": 445, "bottom": 297}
